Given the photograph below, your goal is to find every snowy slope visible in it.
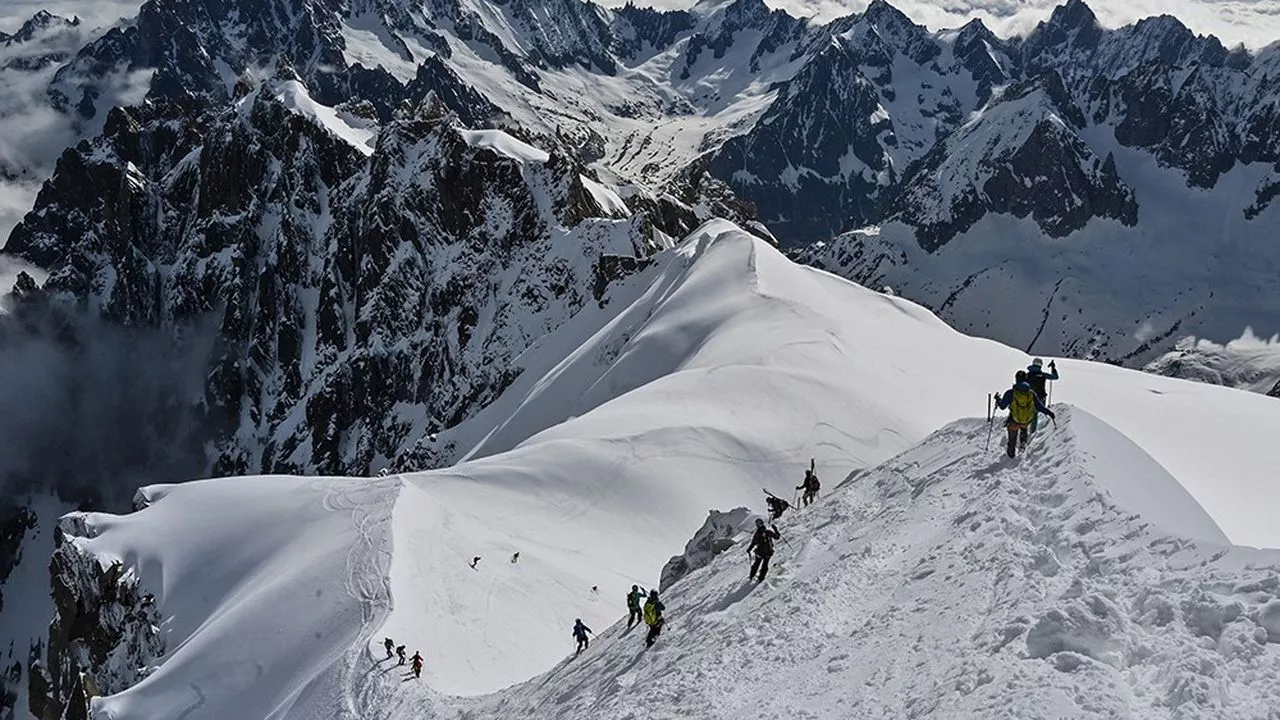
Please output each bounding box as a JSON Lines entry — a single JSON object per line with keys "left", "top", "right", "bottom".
{"left": 59, "top": 221, "right": 1280, "bottom": 720}
{"left": 460, "top": 407, "right": 1280, "bottom": 720}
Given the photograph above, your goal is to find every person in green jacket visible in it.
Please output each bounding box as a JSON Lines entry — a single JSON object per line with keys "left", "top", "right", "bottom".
{"left": 626, "top": 584, "right": 647, "bottom": 629}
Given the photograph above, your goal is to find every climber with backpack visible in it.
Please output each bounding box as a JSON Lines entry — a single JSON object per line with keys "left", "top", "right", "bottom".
{"left": 764, "top": 491, "right": 790, "bottom": 521}
{"left": 796, "top": 460, "right": 820, "bottom": 507}
{"left": 747, "top": 518, "right": 781, "bottom": 582}
{"left": 1025, "top": 358, "right": 1059, "bottom": 433}
{"left": 410, "top": 651, "right": 423, "bottom": 679}
{"left": 626, "top": 584, "right": 647, "bottom": 629}
{"left": 994, "top": 370, "right": 1055, "bottom": 458}
{"left": 572, "top": 618, "right": 594, "bottom": 654}
{"left": 643, "top": 590, "right": 666, "bottom": 648}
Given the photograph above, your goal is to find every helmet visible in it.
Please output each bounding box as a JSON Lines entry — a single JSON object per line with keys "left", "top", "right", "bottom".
{"left": 1030, "top": 357, "right": 1043, "bottom": 368}
{"left": 632, "top": 584, "right": 638, "bottom": 591}
{"left": 1015, "top": 370, "right": 1027, "bottom": 383}
{"left": 575, "top": 618, "right": 581, "bottom": 623}
{"left": 756, "top": 518, "right": 765, "bottom": 527}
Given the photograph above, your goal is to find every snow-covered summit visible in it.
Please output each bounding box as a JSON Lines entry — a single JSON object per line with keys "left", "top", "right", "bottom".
{"left": 38, "top": 221, "right": 1280, "bottom": 719}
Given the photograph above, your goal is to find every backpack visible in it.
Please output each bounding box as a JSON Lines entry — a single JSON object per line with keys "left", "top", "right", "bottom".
{"left": 753, "top": 527, "right": 776, "bottom": 555}
{"left": 1009, "top": 387, "right": 1037, "bottom": 426}
{"left": 643, "top": 600, "right": 663, "bottom": 626}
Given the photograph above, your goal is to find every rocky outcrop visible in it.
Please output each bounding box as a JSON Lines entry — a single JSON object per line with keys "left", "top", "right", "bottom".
{"left": 660, "top": 507, "right": 755, "bottom": 592}
{"left": 28, "top": 514, "right": 163, "bottom": 720}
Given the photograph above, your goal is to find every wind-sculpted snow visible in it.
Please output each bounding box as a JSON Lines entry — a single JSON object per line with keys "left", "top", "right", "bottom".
{"left": 40, "top": 221, "right": 1280, "bottom": 720}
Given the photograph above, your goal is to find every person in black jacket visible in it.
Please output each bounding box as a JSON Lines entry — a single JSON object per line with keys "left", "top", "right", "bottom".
{"left": 747, "top": 518, "right": 781, "bottom": 582}
{"left": 1025, "top": 359, "right": 1059, "bottom": 433}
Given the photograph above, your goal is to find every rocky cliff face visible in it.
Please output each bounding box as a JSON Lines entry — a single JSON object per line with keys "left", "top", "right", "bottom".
{"left": 6, "top": 74, "right": 683, "bottom": 478}
{"left": 27, "top": 512, "right": 164, "bottom": 720}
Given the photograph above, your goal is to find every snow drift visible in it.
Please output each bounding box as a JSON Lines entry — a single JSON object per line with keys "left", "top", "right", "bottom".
{"left": 55, "top": 221, "right": 1280, "bottom": 720}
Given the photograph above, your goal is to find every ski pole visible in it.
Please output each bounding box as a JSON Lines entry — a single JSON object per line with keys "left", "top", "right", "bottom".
{"left": 984, "top": 394, "right": 994, "bottom": 451}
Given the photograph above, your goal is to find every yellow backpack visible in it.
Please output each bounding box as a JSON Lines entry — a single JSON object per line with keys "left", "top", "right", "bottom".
{"left": 1010, "top": 387, "right": 1036, "bottom": 426}
{"left": 643, "top": 601, "right": 660, "bottom": 626}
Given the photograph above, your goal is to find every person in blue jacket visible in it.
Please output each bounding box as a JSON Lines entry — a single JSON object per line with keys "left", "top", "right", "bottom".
{"left": 994, "top": 371, "right": 1055, "bottom": 458}
{"left": 1025, "top": 358, "right": 1059, "bottom": 433}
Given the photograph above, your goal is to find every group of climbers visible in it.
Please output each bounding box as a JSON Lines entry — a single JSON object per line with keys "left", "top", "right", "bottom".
{"left": 383, "top": 637, "right": 423, "bottom": 679}
{"left": 381, "top": 358, "right": 1063, "bottom": 678}
{"left": 750, "top": 459, "right": 823, "bottom": 582}
{"left": 992, "top": 358, "right": 1059, "bottom": 458}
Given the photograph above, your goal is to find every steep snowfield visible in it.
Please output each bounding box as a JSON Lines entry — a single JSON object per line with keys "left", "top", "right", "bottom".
{"left": 70, "top": 222, "right": 1280, "bottom": 720}
{"left": 457, "top": 408, "right": 1280, "bottom": 720}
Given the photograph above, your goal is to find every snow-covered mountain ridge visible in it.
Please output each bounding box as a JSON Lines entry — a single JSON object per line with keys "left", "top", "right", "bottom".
{"left": 39, "top": 222, "right": 1280, "bottom": 720}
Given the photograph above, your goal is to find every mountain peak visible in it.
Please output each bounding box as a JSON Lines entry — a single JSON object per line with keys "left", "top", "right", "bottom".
{"left": 1048, "top": 0, "right": 1099, "bottom": 33}
{"left": 863, "top": 0, "right": 915, "bottom": 29}
{"left": 9, "top": 9, "right": 79, "bottom": 43}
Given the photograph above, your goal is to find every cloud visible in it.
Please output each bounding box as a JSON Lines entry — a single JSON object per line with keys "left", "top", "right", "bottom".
{"left": 604, "top": 0, "right": 1280, "bottom": 49}
{"left": 0, "top": 302, "right": 219, "bottom": 509}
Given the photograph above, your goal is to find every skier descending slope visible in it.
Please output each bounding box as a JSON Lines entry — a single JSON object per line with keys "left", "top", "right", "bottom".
{"left": 572, "top": 619, "right": 593, "bottom": 654}
{"left": 643, "top": 590, "right": 666, "bottom": 648}
{"left": 994, "top": 371, "right": 1055, "bottom": 458}
{"left": 747, "top": 518, "right": 781, "bottom": 582}
{"left": 1025, "top": 359, "right": 1059, "bottom": 433}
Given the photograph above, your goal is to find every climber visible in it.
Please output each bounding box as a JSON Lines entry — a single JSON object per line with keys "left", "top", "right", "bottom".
{"left": 994, "top": 370, "right": 1055, "bottom": 458}
{"left": 383, "top": 637, "right": 394, "bottom": 660}
{"left": 396, "top": 645, "right": 407, "bottom": 665}
{"left": 511, "top": 552, "right": 520, "bottom": 563}
{"left": 410, "top": 651, "right": 423, "bottom": 679}
{"left": 764, "top": 491, "right": 790, "bottom": 521}
{"left": 626, "top": 584, "right": 647, "bottom": 629}
{"left": 747, "top": 517, "right": 782, "bottom": 582}
{"left": 1025, "top": 358, "right": 1059, "bottom": 433}
{"left": 796, "top": 462, "right": 820, "bottom": 507}
{"left": 470, "top": 556, "right": 481, "bottom": 570}
{"left": 572, "top": 619, "right": 594, "bottom": 654}
{"left": 643, "top": 589, "right": 665, "bottom": 648}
